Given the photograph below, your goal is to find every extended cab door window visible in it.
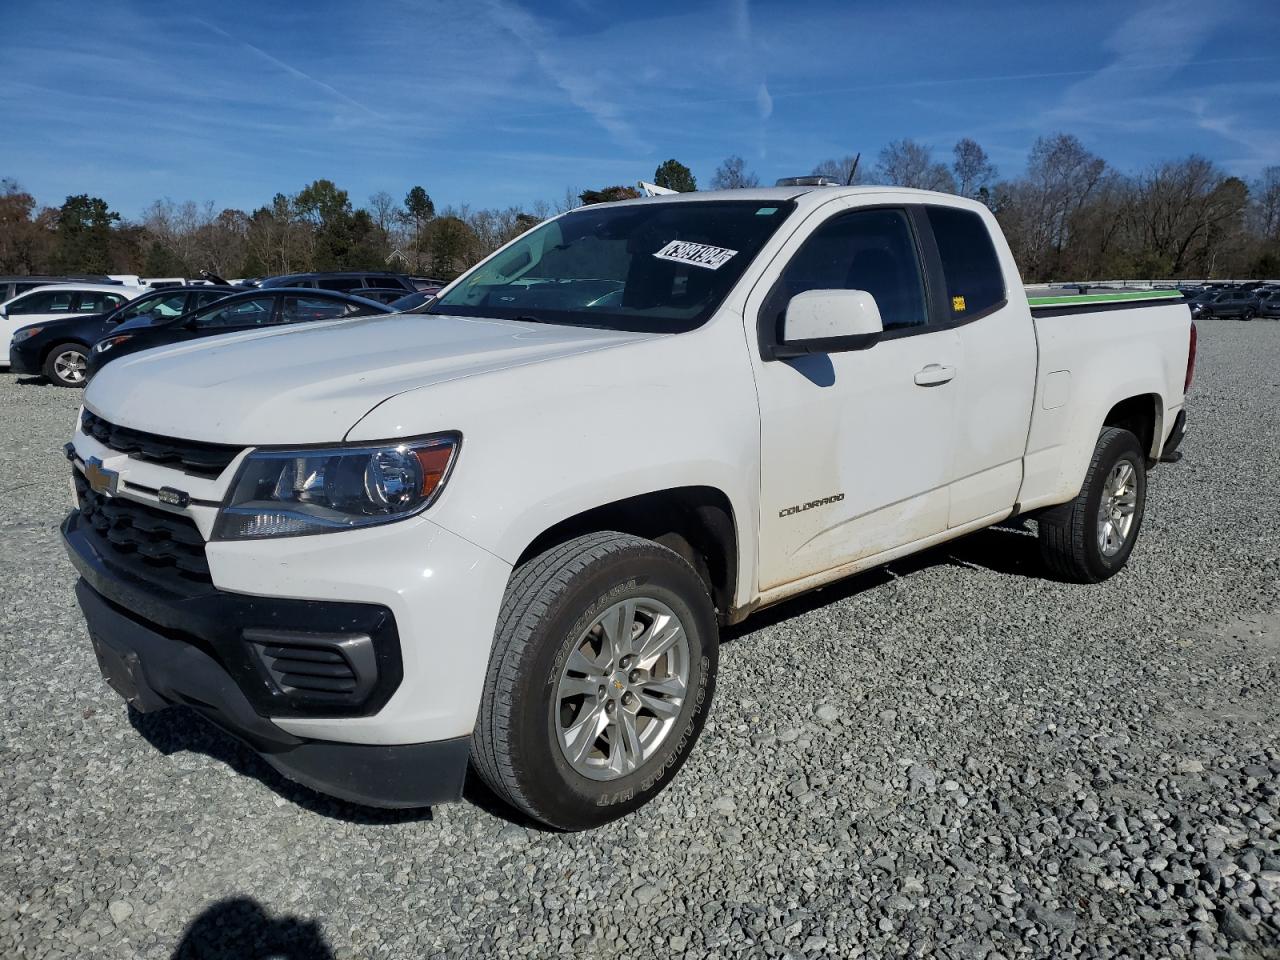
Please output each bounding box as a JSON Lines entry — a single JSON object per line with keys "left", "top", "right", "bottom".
{"left": 763, "top": 208, "right": 930, "bottom": 340}
{"left": 924, "top": 205, "right": 1007, "bottom": 322}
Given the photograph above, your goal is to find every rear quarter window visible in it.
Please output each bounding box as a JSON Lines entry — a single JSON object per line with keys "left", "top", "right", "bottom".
{"left": 926, "top": 206, "right": 1006, "bottom": 320}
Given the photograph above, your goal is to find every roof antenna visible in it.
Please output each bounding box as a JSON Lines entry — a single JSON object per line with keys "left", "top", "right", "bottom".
{"left": 846, "top": 153, "right": 861, "bottom": 186}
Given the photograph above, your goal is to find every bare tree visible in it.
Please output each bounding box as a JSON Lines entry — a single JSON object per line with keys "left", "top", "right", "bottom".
{"left": 367, "top": 191, "right": 401, "bottom": 235}
{"left": 875, "top": 140, "right": 956, "bottom": 192}
{"left": 952, "top": 139, "right": 997, "bottom": 199}
{"left": 143, "top": 199, "right": 209, "bottom": 271}
{"left": 553, "top": 186, "right": 581, "bottom": 214}
{"left": 1252, "top": 166, "right": 1280, "bottom": 242}
{"left": 994, "top": 134, "right": 1107, "bottom": 279}
{"left": 711, "top": 156, "right": 761, "bottom": 190}
{"left": 1130, "top": 156, "right": 1249, "bottom": 275}
{"left": 811, "top": 155, "right": 865, "bottom": 185}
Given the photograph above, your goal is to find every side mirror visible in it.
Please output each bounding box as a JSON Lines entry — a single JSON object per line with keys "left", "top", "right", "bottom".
{"left": 771, "top": 289, "right": 883, "bottom": 360}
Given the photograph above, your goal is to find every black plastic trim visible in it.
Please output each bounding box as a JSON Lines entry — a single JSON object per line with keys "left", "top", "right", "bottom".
{"left": 1160, "top": 408, "right": 1187, "bottom": 462}
{"left": 76, "top": 579, "right": 468, "bottom": 809}
{"left": 1030, "top": 297, "right": 1190, "bottom": 318}
{"left": 62, "top": 509, "right": 403, "bottom": 718}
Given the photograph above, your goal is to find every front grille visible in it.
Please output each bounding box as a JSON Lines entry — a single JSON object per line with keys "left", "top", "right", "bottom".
{"left": 81, "top": 409, "right": 241, "bottom": 479}
{"left": 76, "top": 476, "right": 210, "bottom": 581}
{"left": 244, "top": 630, "right": 377, "bottom": 706}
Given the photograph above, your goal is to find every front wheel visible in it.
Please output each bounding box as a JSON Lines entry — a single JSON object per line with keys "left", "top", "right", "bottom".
{"left": 473, "top": 532, "right": 718, "bottom": 830}
{"left": 42, "top": 343, "right": 89, "bottom": 387}
{"left": 1038, "top": 427, "right": 1147, "bottom": 583}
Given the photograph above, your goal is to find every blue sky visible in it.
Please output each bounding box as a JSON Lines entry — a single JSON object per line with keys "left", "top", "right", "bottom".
{"left": 2, "top": 0, "right": 1278, "bottom": 219}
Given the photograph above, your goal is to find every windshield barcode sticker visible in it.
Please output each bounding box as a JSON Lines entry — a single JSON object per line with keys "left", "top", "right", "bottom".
{"left": 653, "top": 240, "right": 738, "bottom": 271}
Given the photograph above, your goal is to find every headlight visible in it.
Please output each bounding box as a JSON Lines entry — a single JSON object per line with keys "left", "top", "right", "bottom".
{"left": 94, "top": 335, "right": 133, "bottom": 354}
{"left": 11, "top": 327, "right": 43, "bottom": 343}
{"left": 214, "top": 434, "right": 460, "bottom": 540}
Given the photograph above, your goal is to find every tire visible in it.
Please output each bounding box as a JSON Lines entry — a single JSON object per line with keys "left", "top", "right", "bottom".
{"left": 42, "top": 343, "right": 89, "bottom": 387}
{"left": 473, "top": 531, "right": 718, "bottom": 830}
{"left": 1038, "top": 427, "right": 1147, "bottom": 583}
{"left": 1242, "top": 309, "right": 1254, "bottom": 321}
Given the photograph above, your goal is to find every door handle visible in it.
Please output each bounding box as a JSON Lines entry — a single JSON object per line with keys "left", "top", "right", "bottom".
{"left": 914, "top": 363, "right": 956, "bottom": 386}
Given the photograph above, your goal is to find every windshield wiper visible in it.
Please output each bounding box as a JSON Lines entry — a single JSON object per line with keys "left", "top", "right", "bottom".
{"left": 508, "top": 314, "right": 558, "bottom": 325}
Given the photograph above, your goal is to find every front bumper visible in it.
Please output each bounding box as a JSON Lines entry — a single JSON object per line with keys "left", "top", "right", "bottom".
{"left": 9, "top": 341, "right": 40, "bottom": 375}
{"left": 70, "top": 558, "right": 470, "bottom": 809}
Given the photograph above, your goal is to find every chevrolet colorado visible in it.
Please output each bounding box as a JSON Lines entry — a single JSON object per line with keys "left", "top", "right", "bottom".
{"left": 62, "top": 186, "right": 1195, "bottom": 830}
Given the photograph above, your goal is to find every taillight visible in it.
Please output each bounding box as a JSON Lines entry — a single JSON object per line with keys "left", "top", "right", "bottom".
{"left": 1185, "top": 321, "right": 1197, "bottom": 393}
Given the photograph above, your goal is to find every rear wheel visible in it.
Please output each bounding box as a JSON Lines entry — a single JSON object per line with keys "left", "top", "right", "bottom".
{"left": 473, "top": 532, "right": 718, "bottom": 830}
{"left": 42, "top": 343, "right": 89, "bottom": 387}
{"left": 1242, "top": 308, "right": 1254, "bottom": 321}
{"left": 1038, "top": 427, "right": 1147, "bottom": 583}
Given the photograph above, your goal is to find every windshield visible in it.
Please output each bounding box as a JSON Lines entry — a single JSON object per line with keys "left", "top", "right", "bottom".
{"left": 115, "top": 290, "right": 189, "bottom": 322}
{"left": 428, "top": 200, "right": 795, "bottom": 333}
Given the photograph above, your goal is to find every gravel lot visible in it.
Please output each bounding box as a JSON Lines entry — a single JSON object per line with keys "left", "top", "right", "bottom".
{"left": 2, "top": 318, "right": 1279, "bottom": 960}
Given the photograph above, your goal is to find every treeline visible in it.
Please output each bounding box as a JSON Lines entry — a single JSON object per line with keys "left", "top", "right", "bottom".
{"left": 2, "top": 133, "right": 1278, "bottom": 283}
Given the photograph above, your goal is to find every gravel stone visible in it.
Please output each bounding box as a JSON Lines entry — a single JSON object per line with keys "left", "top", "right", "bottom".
{"left": 2, "top": 320, "right": 1280, "bottom": 959}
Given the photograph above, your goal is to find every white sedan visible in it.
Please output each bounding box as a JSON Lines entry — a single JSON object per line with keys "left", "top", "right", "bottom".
{"left": 2, "top": 283, "right": 144, "bottom": 368}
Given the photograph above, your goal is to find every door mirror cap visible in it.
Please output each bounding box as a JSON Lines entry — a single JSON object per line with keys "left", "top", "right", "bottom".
{"left": 771, "top": 289, "right": 884, "bottom": 359}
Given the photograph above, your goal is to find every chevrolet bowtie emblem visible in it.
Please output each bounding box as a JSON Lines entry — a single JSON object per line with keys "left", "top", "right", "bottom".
{"left": 84, "top": 457, "right": 119, "bottom": 496}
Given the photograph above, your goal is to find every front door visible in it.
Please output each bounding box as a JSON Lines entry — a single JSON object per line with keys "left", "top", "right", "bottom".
{"left": 752, "top": 205, "right": 961, "bottom": 591}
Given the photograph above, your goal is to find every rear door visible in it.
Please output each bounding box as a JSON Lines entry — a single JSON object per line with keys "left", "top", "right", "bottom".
{"left": 920, "top": 204, "right": 1037, "bottom": 527}
{"left": 752, "top": 203, "right": 961, "bottom": 590}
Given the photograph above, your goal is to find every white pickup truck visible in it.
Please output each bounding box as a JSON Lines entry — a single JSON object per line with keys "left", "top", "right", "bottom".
{"left": 63, "top": 186, "right": 1195, "bottom": 830}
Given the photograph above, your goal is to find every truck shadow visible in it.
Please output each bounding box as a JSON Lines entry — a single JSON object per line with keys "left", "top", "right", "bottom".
{"left": 725, "top": 519, "right": 1042, "bottom": 639}
{"left": 128, "top": 706, "right": 433, "bottom": 826}
{"left": 170, "top": 896, "right": 333, "bottom": 959}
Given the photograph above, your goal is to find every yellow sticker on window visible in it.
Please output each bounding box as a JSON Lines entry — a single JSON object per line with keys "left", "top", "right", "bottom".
{"left": 952, "top": 295, "right": 967, "bottom": 312}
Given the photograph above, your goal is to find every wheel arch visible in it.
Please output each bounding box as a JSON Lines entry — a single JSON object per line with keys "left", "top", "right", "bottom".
{"left": 1102, "top": 392, "right": 1164, "bottom": 461}
{"left": 514, "top": 486, "right": 741, "bottom": 624}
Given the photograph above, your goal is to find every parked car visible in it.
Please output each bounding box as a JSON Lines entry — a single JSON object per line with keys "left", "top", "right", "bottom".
{"left": 410, "top": 276, "right": 448, "bottom": 295}
{"left": 2, "top": 284, "right": 144, "bottom": 368}
{"left": 257, "top": 271, "right": 417, "bottom": 295}
{"left": 64, "top": 186, "right": 1193, "bottom": 829}
{"left": 86, "top": 287, "right": 392, "bottom": 376}
{"left": 0, "top": 275, "right": 118, "bottom": 303}
{"left": 358, "top": 287, "right": 418, "bottom": 305}
{"left": 9, "top": 285, "right": 236, "bottom": 387}
{"left": 1254, "top": 289, "right": 1280, "bottom": 318}
{"left": 387, "top": 290, "right": 436, "bottom": 311}
{"left": 1191, "top": 289, "right": 1259, "bottom": 320}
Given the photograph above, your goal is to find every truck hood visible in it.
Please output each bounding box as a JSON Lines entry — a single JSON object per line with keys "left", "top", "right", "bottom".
{"left": 84, "top": 312, "right": 656, "bottom": 444}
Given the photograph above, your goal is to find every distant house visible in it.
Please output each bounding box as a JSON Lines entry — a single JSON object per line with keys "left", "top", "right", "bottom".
{"left": 384, "top": 248, "right": 411, "bottom": 268}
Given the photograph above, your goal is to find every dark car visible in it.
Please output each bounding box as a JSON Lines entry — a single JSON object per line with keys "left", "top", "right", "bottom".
{"left": 1255, "top": 289, "right": 1280, "bottom": 318}
{"left": 1191, "top": 289, "right": 1260, "bottom": 320}
{"left": 360, "top": 286, "right": 421, "bottom": 305}
{"left": 387, "top": 290, "right": 437, "bottom": 311}
{"left": 9, "top": 285, "right": 236, "bottom": 386}
{"left": 257, "top": 271, "right": 418, "bottom": 295}
{"left": 0, "top": 274, "right": 117, "bottom": 303}
{"left": 86, "top": 287, "right": 393, "bottom": 377}
{"left": 410, "top": 276, "right": 448, "bottom": 294}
